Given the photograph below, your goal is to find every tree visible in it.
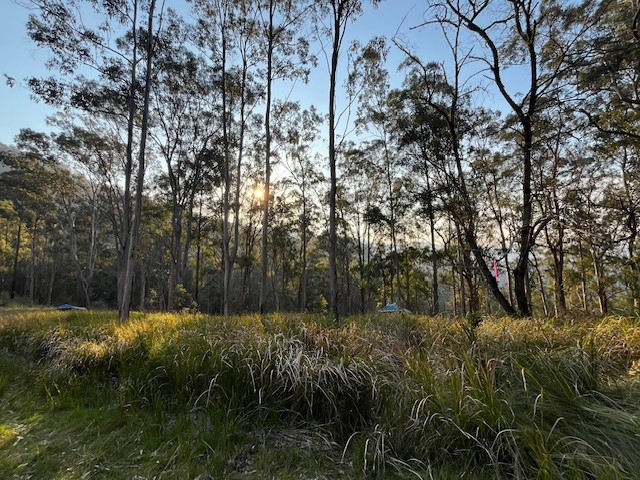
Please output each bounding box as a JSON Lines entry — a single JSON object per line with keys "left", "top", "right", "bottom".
{"left": 575, "top": 0, "right": 640, "bottom": 139}
{"left": 352, "top": 38, "right": 410, "bottom": 306}
{"left": 395, "top": 31, "right": 517, "bottom": 315}
{"left": 149, "top": 13, "right": 220, "bottom": 311}
{"left": 50, "top": 117, "right": 136, "bottom": 308}
{"left": 1, "top": 131, "right": 60, "bottom": 304}
{"left": 416, "top": 0, "right": 598, "bottom": 315}
{"left": 315, "top": 0, "right": 380, "bottom": 322}
{"left": 193, "top": 0, "right": 264, "bottom": 316}
{"left": 388, "top": 83, "right": 451, "bottom": 314}
{"left": 26, "top": 0, "right": 161, "bottom": 320}
{"left": 257, "top": 0, "right": 313, "bottom": 314}
{"left": 276, "top": 103, "right": 324, "bottom": 312}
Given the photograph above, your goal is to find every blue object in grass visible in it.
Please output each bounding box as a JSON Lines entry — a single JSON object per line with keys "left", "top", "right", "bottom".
{"left": 378, "top": 303, "right": 411, "bottom": 313}
{"left": 57, "top": 304, "right": 88, "bottom": 311}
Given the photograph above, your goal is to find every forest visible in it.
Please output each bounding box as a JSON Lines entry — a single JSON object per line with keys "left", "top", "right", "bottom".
{"left": 1, "top": 0, "right": 639, "bottom": 321}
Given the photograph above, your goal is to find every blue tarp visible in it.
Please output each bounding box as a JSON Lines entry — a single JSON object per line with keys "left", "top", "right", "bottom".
{"left": 378, "top": 303, "right": 411, "bottom": 313}
{"left": 57, "top": 304, "right": 88, "bottom": 311}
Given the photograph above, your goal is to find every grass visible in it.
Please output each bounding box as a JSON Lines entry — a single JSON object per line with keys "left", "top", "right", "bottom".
{"left": 1, "top": 309, "right": 640, "bottom": 478}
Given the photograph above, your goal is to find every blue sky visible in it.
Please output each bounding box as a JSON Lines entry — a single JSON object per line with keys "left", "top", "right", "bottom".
{"left": 0, "top": 0, "right": 455, "bottom": 146}
{"left": 1, "top": 1, "right": 58, "bottom": 145}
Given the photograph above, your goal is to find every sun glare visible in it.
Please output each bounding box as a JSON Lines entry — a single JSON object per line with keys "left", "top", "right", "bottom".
{"left": 252, "top": 185, "right": 265, "bottom": 201}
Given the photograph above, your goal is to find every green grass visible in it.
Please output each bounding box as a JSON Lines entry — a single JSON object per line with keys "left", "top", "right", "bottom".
{"left": 1, "top": 309, "right": 640, "bottom": 478}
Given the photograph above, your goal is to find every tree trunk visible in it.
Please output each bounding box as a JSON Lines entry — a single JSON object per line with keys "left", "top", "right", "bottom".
{"left": 119, "top": 0, "right": 156, "bottom": 321}
{"left": 10, "top": 220, "right": 21, "bottom": 300}
{"left": 513, "top": 118, "right": 533, "bottom": 316}
{"left": 451, "top": 255, "right": 458, "bottom": 316}
{"left": 29, "top": 219, "right": 39, "bottom": 305}
{"left": 629, "top": 234, "right": 639, "bottom": 312}
{"left": 47, "top": 259, "right": 56, "bottom": 306}
{"left": 579, "top": 240, "right": 589, "bottom": 311}
{"left": 221, "top": 14, "right": 232, "bottom": 318}
{"left": 457, "top": 228, "right": 466, "bottom": 316}
{"left": 118, "top": 0, "right": 139, "bottom": 317}
{"left": 591, "top": 248, "right": 608, "bottom": 315}
{"left": 427, "top": 175, "right": 439, "bottom": 315}
{"left": 260, "top": 3, "right": 275, "bottom": 315}
{"left": 167, "top": 197, "right": 182, "bottom": 311}
{"left": 194, "top": 196, "right": 203, "bottom": 308}
{"left": 229, "top": 61, "right": 249, "bottom": 312}
{"left": 532, "top": 252, "right": 549, "bottom": 317}
{"left": 548, "top": 224, "right": 566, "bottom": 317}
{"left": 328, "top": 5, "right": 341, "bottom": 323}
{"left": 299, "top": 196, "right": 308, "bottom": 312}
{"left": 139, "top": 264, "right": 147, "bottom": 310}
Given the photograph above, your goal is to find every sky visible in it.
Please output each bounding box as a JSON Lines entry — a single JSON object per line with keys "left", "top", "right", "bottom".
{"left": 0, "top": 1, "right": 58, "bottom": 145}
{"left": 0, "top": 0, "right": 458, "bottom": 147}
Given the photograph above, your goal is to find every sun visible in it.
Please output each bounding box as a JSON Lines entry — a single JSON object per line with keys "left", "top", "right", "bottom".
{"left": 252, "top": 185, "right": 265, "bottom": 201}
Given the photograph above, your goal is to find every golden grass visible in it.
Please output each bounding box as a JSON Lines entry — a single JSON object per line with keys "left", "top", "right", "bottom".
{"left": 2, "top": 309, "right": 640, "bottom": 479}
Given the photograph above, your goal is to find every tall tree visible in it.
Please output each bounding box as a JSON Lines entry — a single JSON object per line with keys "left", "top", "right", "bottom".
{"left": 419, "top": 0, "right": 598, "bottom": 315}
{"left": 276, "top": 103, "right": 324, "bottom": 312}
{"left": 149, "top": 13, "right": 220, "bottom": 311}
{"left": 26, "top": 0, "right": 161, "bottom": 320}
{"left": 352, "top": 38, "right": 409, "bottom": 305}
{"left": 316, "top": 0, "right": 379, "bottom": 321}
{"left": 192, "top": 0, "right": 262, "bottom": 316}
{"left": 0, "top": 131, "right": 59, "bottom": 303}
{"left": 118, "top": 0, "right": 158, "bottom": 321}
{"left": 395, "top": 29, "right": 517, "bottom": 315}
{"left": 257, "top": 0, "right": 313, "bottom": 314}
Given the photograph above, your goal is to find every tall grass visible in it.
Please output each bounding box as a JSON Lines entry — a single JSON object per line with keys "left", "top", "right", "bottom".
{"left": 1, "top": 310, "right": 640, "bottom": 478}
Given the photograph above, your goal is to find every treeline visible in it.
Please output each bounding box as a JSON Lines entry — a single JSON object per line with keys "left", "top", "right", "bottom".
{"left": 1, "top": 0, "right": 640, "bottom": 318}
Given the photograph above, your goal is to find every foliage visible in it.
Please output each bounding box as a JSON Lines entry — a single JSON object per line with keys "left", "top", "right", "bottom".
{"left": 1, "top": 310, "right": 640, "bottom": 478}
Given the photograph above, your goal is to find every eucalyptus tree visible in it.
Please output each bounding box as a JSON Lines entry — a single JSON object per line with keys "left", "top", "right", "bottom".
{"left": 0, "top": 132, "right": 60, "bottom": 303}
{"left": 475, "top": 150, "right": 518, "bottom": 306}
{"left": 149, "top": 13, "right": 222, "bottom": 311}
{"left": 0, "top": 154, "right": 25, "bottom": 301}
{"left": 256, "top": 0, "right": 314, "bottom": 314}
{"left": 350, "top": 37, "right": 410, "bottom": 306}
{"left": 24, "top": 0, "right": 161, "bottom": 320}
{"left": 238, "top": 170, "right": 263, "bottom": 310}
{"left": 578, "top": 142, "right": 640, "bottom": 314}
{"left": 50, "top": 115, "right": 130, "bottom": 305}
{"left": 617, "top": 146, "right": 640, "bottom": 311}
{"left": 574, "top": 0, "right": 640, "bottom": 138}
{"left": 526, "top": 105, "right": 588, "bottom": 316}
{"left": 275, "top": 103, "right": 324, "bottom": 312}
{"left": 339, "top": 144, "right": 385, "bottom": 313}
{"left": 394, "top": 32, "right": 517, "bottom": 315}
{"left": 314, "top": 0, "right": 381, "bottom": 321}
{"left": 564, "top": 177, "right": 628, "bottom": 315}
{"left": 572, "top": 0, "right": 640, "bottom": 313}
{"left": 52, "top": 130, "right": 112, "bottom": 308}
{"left": 0, "top": 199, "right": 21, "bottom": 298}
{"left": 387, "top": 79, "right": 451, "bottom": 314}
{"left": 563, "top": 0, "right": 640, "bottom": 313}
{"left": 412, "top": 0, "right": 599, "bottom": 316}
{"left": 192, "top": 0, "right": 263, "bottom": 316}
{"left": 0, "top": 130, "right": 103, "bottom": 305}
{"left": 266, "top": 186, "right": 301, "bottom": 311}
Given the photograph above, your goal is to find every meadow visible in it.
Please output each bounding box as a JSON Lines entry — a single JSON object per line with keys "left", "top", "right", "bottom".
{"left": 1, "top": 308, "right": 640, "bottom": 479}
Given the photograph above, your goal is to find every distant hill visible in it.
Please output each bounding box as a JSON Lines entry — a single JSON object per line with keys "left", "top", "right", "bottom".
{"left": 0, "top": 142, "right": 16, "bottom": 173}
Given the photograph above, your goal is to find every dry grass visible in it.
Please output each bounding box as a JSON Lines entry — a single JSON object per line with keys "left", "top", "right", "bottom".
{"left": 1, "top": 310, "right": 640, "bottom": 478}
